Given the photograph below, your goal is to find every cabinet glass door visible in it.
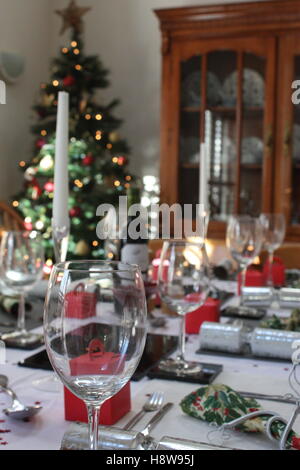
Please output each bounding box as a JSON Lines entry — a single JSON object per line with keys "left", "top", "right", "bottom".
{"left": 176, "top": 38, "right": 275, "bottom": 232}
{"left": 240, "top": 52, "right": 266, "bottom": 216}
{"left": 205, "top": 50, "right": 237, "bottom": 221}
{"left": 276, "top": 34, "right": 300, "bottom": 237}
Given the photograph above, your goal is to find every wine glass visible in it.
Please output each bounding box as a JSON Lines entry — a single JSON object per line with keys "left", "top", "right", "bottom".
{"left": 226, "top": 216, "right": 263, "bottom": 305}
{"left": 158, "top": 240, "right": 210, "bottom": 375}
{"left": 44, "top": 261, "right": 147, "bottom": 451}
{"left": 0, "top": 231, "right": 44, "bottom": 347}
{"left": 259, "top": 213, "right": 286, "bottom": 288}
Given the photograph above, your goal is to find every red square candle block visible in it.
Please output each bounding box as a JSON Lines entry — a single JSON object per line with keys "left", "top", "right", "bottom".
{"left": 185, "top": 297, "right": 220, "bottom": 335}
{"left": 64, "top": 383, "right": 131, "bottom": 426}
{"left": 238, "top": 268, "right": 264, "bottom": 294}
{"left": 263, "top": 256, "right": 286, "bottom": 287}
{"left": 65, "top": 283, "right": 98, "bottom": 319}
{"left": 65, "top": 340, "right": 130, "bottom": 425}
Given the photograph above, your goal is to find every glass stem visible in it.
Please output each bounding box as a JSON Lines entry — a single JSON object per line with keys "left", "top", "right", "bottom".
{"left": 267, "top": 250, "right": 274, "bottom": 288}
{"left": 86, "top": 404, "right": 101, "bottom": 451}
{"left": 17, "top": 293, "right": 26, "bottom": 333}
{"left": 176, "top": 315, "right": 186, "bottom": 363}
{"left": 240, "top": 264, "right": 247, "bottom": 306}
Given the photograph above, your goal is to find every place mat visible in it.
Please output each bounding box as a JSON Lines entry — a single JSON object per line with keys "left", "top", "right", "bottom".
{"left": 1, "top": 335, "right": 44, "bottom": 351}
{"left": 147, "top": 362, "right": 223, "bottom": 384}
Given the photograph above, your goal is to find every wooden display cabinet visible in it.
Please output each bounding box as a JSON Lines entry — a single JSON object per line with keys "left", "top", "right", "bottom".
{"left": 155, "top": 0, "right": 300, "bottom": 240}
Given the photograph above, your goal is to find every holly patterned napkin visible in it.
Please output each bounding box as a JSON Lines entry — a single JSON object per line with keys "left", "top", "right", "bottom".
{"left": 180, "top": 384, "right": 300, "bottom": 450}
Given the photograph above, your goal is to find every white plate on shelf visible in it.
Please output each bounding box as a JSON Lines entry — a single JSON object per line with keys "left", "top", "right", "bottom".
{"left": 181, "top": 71, "right": 222, "bottom": 107}
{"left": 222, "top": 69, "right": 265, "bottom": 107}
{"left": 242, "top": 137, "right": 263, "bottom": 164}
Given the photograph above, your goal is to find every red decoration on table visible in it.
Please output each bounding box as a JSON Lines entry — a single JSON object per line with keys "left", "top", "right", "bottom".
{"left": 238, "top": 267, "right": 264, "bottom": 295}
{"left": 263, "top": 256, "right": 286, "bottom": 287}
{"left": 185, "top": 297, "right": 220, "bottom": 334}
{"left": 64, "top": 382, "right": 131, "bottom": 426}
{"left": 65, "top": 283, "right": 98, "bottom": 319}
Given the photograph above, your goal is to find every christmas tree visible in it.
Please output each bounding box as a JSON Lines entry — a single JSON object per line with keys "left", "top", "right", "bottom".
{"left": 12, "top": 0, "right": 135, "bottom": 268}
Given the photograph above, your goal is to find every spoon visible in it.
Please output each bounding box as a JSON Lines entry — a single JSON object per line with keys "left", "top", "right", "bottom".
{"left": 0, "top": 375, "right": 42, "bottom": 420}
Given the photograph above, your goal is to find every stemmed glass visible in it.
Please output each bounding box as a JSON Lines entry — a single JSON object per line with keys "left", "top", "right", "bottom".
{"left": 226, "top": 216, "right": 263, "bottom": 305}
{"left": 158, "top": 241, "right": 210, "bottom": 375}
{"left": 259, "top": 213, "right": 286, "bottom": 288}
{"left": 0, "top": 231, "right": 44, "bottom": 347}
{"left": 44, "top": 261, "right": 147, "bottom": 451}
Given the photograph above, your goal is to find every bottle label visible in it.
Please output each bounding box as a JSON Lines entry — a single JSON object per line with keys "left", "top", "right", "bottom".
{"left": 121, "top": 244, "right": 149, "bottom": 272}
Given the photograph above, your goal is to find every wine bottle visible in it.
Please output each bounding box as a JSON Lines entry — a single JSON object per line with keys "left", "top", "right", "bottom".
{"left": 120, "top": 184, "right": 149, "bottom": 278}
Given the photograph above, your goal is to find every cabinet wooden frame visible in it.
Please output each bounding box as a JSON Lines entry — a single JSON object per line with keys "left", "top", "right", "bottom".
{"left": 155, "top": 0, "right": 300, "bottom": 240}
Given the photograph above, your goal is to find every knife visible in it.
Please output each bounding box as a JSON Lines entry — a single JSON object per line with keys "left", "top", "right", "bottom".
{"left": 238, "top": 391, "right": 299, "bottom": 405}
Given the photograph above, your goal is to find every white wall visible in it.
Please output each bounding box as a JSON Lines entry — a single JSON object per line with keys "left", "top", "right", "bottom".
{"left": 0, "top": 0, "right": 52, "bottom": 200}
{"left": 52, "top": 0, "right": 265, "bottom": 181}
{"left": 0, "top": 0, "right": 266, "bottom": 201}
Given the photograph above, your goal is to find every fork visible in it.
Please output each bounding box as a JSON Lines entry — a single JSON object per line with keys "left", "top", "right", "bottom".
{"left": 123, "top": 391, "right": 164, "bottom": 431}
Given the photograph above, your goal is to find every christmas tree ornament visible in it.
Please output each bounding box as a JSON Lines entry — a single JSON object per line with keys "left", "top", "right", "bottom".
{"left": 24, "top": 167, "right": 37, "bottom": 182}
{"left": 55, "top": 0, "right": 91, "bottom": 35}
{"left": 40, "top": 154, "right": 54, "bottom": 171}
{"left": 75, "top": 240, "right": 90, "bottom": 256}
{"left": 82, "top": 154, "right": 94, "bottom": 166}
{"left": 36, "top": 138, "right": 47, "bottom": 149}
{"left": 69, "top": 206, "right": 82, "bottom": 218}
{"left": 109, "top": 132, "right": 119, "bottom": 143}
{"left": 44, "top": 181, "right": 55, "bottom": 193}
{"left": 79, "top": 98, "right": 88, "bottom": 113}
{"left": 63, "top": 75, "right": 76, "bottom": 87}
{"left": 41, "top": 93, "right": 55, "bottom": 107}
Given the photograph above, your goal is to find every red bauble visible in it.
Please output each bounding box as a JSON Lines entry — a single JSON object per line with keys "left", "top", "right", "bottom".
{"left": 36, "top": 138, "right": 46, "bottom": 149}
{"left": 118, "top": 156, "right": 127, "bottom": 166}
{"left": 44, "top": 181, "right": 55, "bottom": 192}
{"left": 63, "top": 75, "right": 76, "bottom": 87}
{"left": 82, "top": 154, "right": 94, "bottom": 166}
{"left": 69, "top": 207, "right": 82, "bottom": 218}
{"left": 32, "top": 185, "right": 42, "bottom": 200}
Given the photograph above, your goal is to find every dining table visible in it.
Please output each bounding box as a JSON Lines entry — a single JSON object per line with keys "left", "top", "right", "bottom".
{"left": 0, "top": 280, "right": 299, "bottom": 451}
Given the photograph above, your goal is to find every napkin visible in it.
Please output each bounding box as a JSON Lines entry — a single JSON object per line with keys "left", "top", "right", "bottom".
{"left": 260, "top": 309, "right": 300, "bottom": 332}
{"left": 180, "top": 384, "right": 300, "bottom": 450}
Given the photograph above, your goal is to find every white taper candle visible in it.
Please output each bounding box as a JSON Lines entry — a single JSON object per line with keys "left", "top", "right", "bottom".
{"left": 53, "top": 91, "right": 69, "bottom": 228}
{"left": 199, "top": 142, "right": 208, "bottom": 212}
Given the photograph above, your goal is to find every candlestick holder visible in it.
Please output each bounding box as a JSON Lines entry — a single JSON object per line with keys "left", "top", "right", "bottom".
{"left": 52, "top": 219, "right": 70, "bottom": 263}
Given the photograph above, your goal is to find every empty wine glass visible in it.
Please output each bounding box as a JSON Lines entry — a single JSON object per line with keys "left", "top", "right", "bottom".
{"left": 158, "top": 241, "right": 210, "bottom": 375}
{"left": 226, "top": 216, "right": 263, "bottom": 305}
{"left": 0, "top": 231, "right": 44, "bottom": 347}
{"left": 44, "top": 261, "right": 147, "bottom": 451}
{"left": 259, "top": 213, "right": 286, "bottom": 288}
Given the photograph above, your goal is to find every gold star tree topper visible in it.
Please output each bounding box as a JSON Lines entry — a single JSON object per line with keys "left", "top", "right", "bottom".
{"left": 55, "top": 0, "right": 91, "bottom": 35}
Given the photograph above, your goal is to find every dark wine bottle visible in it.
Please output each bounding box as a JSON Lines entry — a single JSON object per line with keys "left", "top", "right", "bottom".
{"left": 120, "top": 184, "right": 149, "bottom": 277}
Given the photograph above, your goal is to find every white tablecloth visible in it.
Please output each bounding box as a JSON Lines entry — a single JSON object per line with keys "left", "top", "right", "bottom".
{"left": 0, "top": 312, "right": 299, "bottom": 451}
